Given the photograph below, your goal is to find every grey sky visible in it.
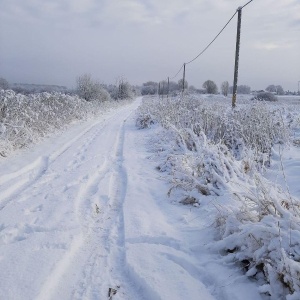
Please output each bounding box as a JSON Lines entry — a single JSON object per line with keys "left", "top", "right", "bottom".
{"left": 0, "top": 0, "right": 299, "bottom": 91}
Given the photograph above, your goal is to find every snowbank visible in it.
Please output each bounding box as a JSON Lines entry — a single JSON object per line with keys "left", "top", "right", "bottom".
{"left": 136, "top": 95, "right": 300, "bottom": 299}
{"left": 0, "top": 90, "right": 132, "bottom": 157}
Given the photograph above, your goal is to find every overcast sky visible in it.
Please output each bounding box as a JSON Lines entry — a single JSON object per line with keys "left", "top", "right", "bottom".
{"left": 0, "top": 0, "right": 299, "bottom": 91}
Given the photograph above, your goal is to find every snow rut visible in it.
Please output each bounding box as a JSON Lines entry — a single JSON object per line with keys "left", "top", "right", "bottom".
{"left": 0, "top": 156, "right": 49, "bottom": 211}
{"left": 0, "top": 100, "right": 145, "bottom": 300}
{"left": 36, "top": 117, "right": 138, "bottom": 300}
{"left": 0, "top": 120, "right": 104, "bottom": 212}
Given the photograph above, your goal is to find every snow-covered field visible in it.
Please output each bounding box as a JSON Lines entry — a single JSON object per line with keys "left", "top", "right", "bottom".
{"left": 0, "top": 94, "right": 300, "bottom": 299}
{"left": 136, "top": 94, "right": 300, "bottom": 299}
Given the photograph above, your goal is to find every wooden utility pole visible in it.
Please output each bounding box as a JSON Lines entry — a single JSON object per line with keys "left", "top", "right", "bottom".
{"left": 182, "top": 63, "right": 186, "bottom": 94}
{"left": 167, "top": 77, "right": 170, "bottom": 99}
{"left": 158, "top": 82, "right": 161, "bottom": 98}
{"left": 232, "top": 7, "right": 242, "bottom": 108}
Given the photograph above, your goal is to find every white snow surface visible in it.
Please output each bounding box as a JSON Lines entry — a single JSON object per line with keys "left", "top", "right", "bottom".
{"left": 2, "top": 96, "right": 297, "bottom": 299}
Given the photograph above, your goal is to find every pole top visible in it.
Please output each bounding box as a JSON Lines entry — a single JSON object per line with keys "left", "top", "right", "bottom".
{"left": 237, "top": 6, "right": 243, "bottom": 11}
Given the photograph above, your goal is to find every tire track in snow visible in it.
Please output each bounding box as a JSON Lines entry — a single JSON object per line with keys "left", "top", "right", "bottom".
{"left": 36, "top": 110, "right": 142, "bottom": 300}
{"left": 71, "top": 121, "right": 131, "bottom": 300}
{"left": 35, "top": 156, "right": 109, "bottom": 300}
{"left": 0, "top": 115, "right": 111, "bottom": 212}
{"left": 0, "top": 156, "right": 49, "bottom": 211}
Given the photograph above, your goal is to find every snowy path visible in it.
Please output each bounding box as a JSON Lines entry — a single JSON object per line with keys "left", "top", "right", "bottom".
{"left": 0, "top": 97, "right": 262, "bottom": 300}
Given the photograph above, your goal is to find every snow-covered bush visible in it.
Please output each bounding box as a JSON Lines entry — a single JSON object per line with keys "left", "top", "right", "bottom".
{"left": 76, "top": 74, "right": 111, "bottom": 102}
{"left": 135, "top": 97, "right": 156, "bottom": 129}
{"left": 109, "top": 78, "right": 134, "bottom": 100}
{"left": 252, "top": 92, "right": 278, "bottom": 102}
{"left": 136, "top": 113, "right": 155, "bottom": 129}
{"left": 137, "top": 96, "right": 289, "bottom": 167}
{"left": 212, "top": 173, "right": 300, "bottom": 299}
{"left": 157, "top": 129, "right": 246, "bottom": 197}
{"left": 0, "top": 90, "right": 129, "bottom": 157}
{"left": 136, "top": 95, "right": 300, "bottom": 298}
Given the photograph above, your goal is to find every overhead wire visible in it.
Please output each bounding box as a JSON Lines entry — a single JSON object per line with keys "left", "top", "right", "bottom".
{"left": 169, "top": 64, "right": 184, "bottom": 80}
{"left": 165, "top": 0, "right": 254, "bottom": 81}
{"left": 241, "top": 0, "right": 253, "bottom": 9}
{"left": 185, "top": 10, "right": 237, "bottom": 65}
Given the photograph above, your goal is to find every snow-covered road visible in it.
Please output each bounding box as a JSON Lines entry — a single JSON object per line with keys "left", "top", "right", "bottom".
{"left": 0, "top": 97, "right": 262, "bottom": 300}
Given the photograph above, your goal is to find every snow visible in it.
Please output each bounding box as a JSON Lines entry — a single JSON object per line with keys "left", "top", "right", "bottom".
{"left": 135, "top": 95, "right": 300, "bottom": 299}
{"left": 0, "top": 95, "right": 300, "bottom": 299}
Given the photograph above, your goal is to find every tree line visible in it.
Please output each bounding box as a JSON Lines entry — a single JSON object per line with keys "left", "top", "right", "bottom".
{"left": 140, "top": 78, "right": 293, "bottom": 96}
{"left": 0, "top": 75, "right": 135, "bottom": 102}
{"left": 1, "top": 74, "right": 296, "bottom": 98}
{"left": 141, "top": 79, "right": 252, "bottom": 96}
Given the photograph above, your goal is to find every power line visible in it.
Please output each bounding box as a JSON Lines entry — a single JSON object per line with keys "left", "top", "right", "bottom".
{"left": 185, "top": 10, "right": 237, "bottom": 65}
{"left": 166, "top": 0, "right": 254, "bottom": 81}
{"left": 241, "top": 0, "right": 253, "bottom": 9}
{"left": 169, "top": 64, "right": 184, "bottom": 80}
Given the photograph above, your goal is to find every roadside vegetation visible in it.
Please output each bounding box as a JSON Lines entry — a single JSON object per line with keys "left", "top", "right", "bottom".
{"left": 0, "top": 74, "right": 135, "bottom": 157}
{"left": 136, "top": 94, "right": 300, "bottom": 299}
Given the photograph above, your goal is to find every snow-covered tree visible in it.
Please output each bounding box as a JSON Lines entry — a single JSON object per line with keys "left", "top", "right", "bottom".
{"left": 188, "top": 85, "right": 196, "bottom": 92}
{"left": 203, "top": 80, "right": 218, "bottom": 94}
{"left": 141, "top": 81, "right": 158, "bottom": 95}
{"left": 169, "top": 81, "right": 179, "bottom": 93}
{"left": 275, "top": 85, "right": 284, "bottom": 95}
{"left": 238, "top": 85, "right": 251, "bottom": 94}
{"left": 266, "top": 84, "right": 276, "bottom": 93}
{"left": 158, "top": 80, "right": 168, "bottom": 95}
{"left": 229, "top": 85, "right": 251, "bottom": 94}
{"left": 76, "top": 74, "right": 110, "bottom": 102}
{"left": 266, "top": 84, "right": 284, "bottom": 95}
{"left": 76, "top": 74, "right": 96, "bottom": 101}
{"left": 0, "top": 78, "right": 9, "bottom": 90}
{"left": 141, "top": 85, "right": 157, "bottom": 95}
{"left": 178, "top": 79, "right": 188, "bottom": 91}
{"left": 221, "top": 81, "right": 229, "bottom": 96}
{"left": 115, "top": 78, "right": 133, "bottom": 100}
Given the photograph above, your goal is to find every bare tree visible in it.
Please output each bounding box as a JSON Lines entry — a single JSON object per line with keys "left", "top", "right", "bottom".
{"left": 158, "top": 80, "right": 168, "bottom": 95}
{"left": 0, "top": 78, "right": 10, "bottom": 90}
{"left": 203, "top": 80, "right": 218, "bottom": 94}
{"left": 178, "top": 79, "right": 188, "bottom": 91}
{"left": 221, "top": 81, "right": 229, "bottom": 96}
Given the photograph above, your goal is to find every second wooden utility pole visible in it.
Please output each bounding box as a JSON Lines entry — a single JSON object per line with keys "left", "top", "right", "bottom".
{"left": 232, "top": 7, "right": 242, "bottom": 108}
{"left": 182, "top": 63, "right": 186, "bottom": 95}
